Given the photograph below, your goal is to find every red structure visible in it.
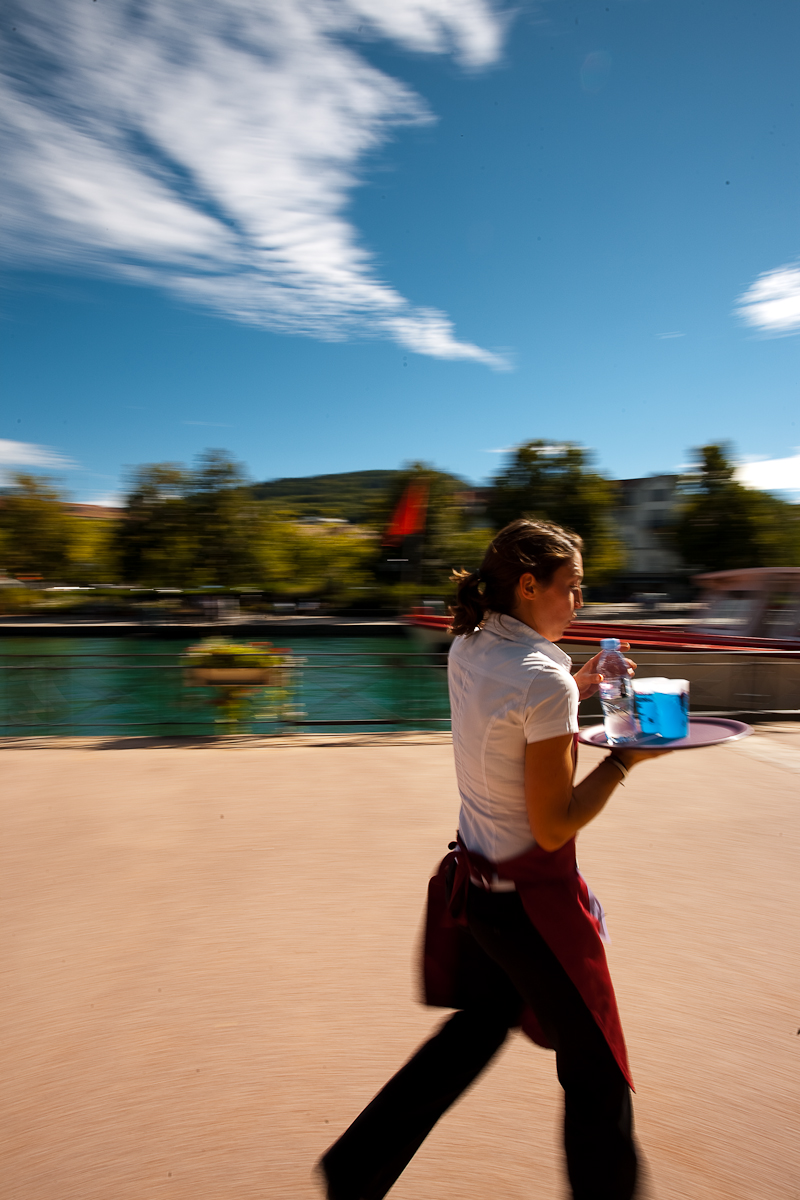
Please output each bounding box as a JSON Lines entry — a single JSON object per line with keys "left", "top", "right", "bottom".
{"left": 383, "top": 482, "right": 429, "bottom": 546}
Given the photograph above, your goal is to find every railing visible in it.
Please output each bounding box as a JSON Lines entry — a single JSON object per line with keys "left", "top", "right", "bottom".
{"left": 0, "top": 648, "right": 452, "bottom": 736}
{"left": 1, "top": 645, "right": 797, "bottom": 739}
{"left": 573, "top": 648, "right": 800, "bottom": 720}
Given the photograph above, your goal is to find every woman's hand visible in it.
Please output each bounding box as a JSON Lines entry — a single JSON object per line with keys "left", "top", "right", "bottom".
{"left": 611, "top": 746, "right": 673, "bottom": 766}
{"left": 572, "top": 644, "right": 636, "bottom": 701}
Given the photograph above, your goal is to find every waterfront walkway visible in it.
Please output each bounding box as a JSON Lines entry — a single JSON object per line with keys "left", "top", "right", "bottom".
{"left": 2, "top": 729, "right": 799, "bottom": 1200}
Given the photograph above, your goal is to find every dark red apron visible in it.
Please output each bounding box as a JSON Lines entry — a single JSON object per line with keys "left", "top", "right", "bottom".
{"left": 422, "top": 836, "right": 634, "bottom": 1090}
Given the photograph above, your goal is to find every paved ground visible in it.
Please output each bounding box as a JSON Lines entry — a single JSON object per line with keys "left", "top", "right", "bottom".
{"left": 2, "top": 727, "right": 799, "bottom": 1200}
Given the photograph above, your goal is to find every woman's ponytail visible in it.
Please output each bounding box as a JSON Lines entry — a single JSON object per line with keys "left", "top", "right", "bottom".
{"left": 449, "top": 568, "right": 486, "bottom": 637}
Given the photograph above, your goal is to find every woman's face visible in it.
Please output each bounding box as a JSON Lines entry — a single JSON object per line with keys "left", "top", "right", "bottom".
{"left": 515, "top": 553, "right": 584, "bottom": 641}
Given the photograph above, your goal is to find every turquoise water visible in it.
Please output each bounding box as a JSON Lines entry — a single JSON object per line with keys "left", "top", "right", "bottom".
{"left": 0, "top": 637, "right": 451, "bottom": 736}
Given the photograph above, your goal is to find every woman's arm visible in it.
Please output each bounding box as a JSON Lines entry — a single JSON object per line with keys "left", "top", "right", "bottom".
{"left": 525, "top": 735, "right": 666, "bottom": 852}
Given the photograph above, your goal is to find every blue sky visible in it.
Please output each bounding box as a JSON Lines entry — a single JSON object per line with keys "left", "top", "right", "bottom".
{"left": 2, "top": 0, "right": 800, "bottom": 503}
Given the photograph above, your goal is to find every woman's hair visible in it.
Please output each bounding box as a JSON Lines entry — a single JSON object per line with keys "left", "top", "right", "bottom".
{"left": 449, "top": 518, "right": 583, "bottom": 637}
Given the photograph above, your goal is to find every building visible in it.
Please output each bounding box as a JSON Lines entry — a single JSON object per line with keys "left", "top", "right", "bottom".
{"left": 613, "top": 474, "right": 686, "bottom": 594}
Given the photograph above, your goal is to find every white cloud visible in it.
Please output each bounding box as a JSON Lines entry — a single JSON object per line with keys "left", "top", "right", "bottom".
{"left": 80, "top": 492, "right": 125, "bottom": 508}
{"left": 580, "top": 50, "right": 612, "bottom": 94}
{"left": 343, "top": 1, "right": 504, "bottom": 66}
{"left": 481, "top": 441, "right": 569, "bottom": 456}
{"left": 0, "top": 439, "right": 76, "bottom": 469}
{"left": 0, "top": 0, "right": 507, "bottom": 367}
{"left": 736, "top": 453, "right": 800, "bottom": 494}
{"left": 0, "top": 438, "right": 76, "bottom": 486}
{"left": 736, "top": 264, "right": 800, "bottom": 335}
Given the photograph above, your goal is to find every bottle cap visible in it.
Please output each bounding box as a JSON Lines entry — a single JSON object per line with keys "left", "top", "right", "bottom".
{"left": 600, "top": 638, "right": 621, "bottom": 650}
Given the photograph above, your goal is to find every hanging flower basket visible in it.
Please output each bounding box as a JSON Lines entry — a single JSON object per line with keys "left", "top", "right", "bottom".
{"left": 182, "top": 637, "right": 289, "bottom": 684}
{"left": 187, "top": 665, "right": 278, "bottom": 686}
{"left": 180, "top": 638, "right": 300, "bottom": 730}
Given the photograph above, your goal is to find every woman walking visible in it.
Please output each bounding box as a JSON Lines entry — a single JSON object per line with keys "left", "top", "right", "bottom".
{"left": 319, "top": 519, "right": 667, "bottom": 1200}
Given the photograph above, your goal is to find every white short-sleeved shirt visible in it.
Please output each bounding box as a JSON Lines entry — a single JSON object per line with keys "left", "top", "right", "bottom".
{"left": 448, "top": 611, "right": 579, "bottom": 863}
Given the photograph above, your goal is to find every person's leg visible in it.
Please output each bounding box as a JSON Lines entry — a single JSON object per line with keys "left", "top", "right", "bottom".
{"left": 320, "top": 990, "right": 521, "bottom": 1200}
{"left": 467, "top": 887, "right": 638, "bottom": 1200}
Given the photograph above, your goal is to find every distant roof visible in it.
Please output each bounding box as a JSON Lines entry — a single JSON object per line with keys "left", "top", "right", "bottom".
{"left": 63, "top": 503, "right": 124, "bottom": 520}
{"left": 694, "top": 567, "right": 800, "bottom": 589}
{"left": 617, "top": 474, "right": 680, "bottom": 486}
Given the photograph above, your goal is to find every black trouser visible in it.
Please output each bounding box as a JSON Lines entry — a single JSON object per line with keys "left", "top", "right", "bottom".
{"left": 321, "top": 886, "right": 639, "bottom": 1200}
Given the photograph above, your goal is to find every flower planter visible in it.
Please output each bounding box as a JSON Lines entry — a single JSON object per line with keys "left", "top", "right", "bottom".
{"left": 186, "top": 667, "right": 278, "bottom": 687}
{"left": 180, "top": 638, "right": 299, "bottom": 732}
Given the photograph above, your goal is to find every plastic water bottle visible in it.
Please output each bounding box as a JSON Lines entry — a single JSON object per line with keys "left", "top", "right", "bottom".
{"left": 597, "top": 638, "right": 638, "bottom": 744}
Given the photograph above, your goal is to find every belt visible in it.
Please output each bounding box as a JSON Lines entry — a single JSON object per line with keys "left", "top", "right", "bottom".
{"left": 469, "top": 873, "right": 516, "bottom": 893}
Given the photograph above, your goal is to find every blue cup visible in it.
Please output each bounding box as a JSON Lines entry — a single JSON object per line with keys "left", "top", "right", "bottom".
{"left": 633, "top": 679, "right": 689, "bottom": 739}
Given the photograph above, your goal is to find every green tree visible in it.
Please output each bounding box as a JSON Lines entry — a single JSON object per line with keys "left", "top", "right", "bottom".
{"left": 115, "top": 450, "right": 377, "bottom": 593}
{"left": 276, "top": 524, "right": 377, "bottom": 605}
{"left": 66, "top": 516, "right": 120, "bottom": 584}
{"left": 188, "top": 450, "right": 273, "bottom": 587}
{"left": 115, "top": 451, "right": 282, "bottom": 588}
{"left": 114, "top": 463, "right": 198, "bottom": 587}
{"left": 0, "top": 473, "right": 75, "bottom": 579}
{"left": 486, "top": 441, "right": 625, "bottom": 584}
{"left": 675, "top": 443, "right": 800, "bottom": 571}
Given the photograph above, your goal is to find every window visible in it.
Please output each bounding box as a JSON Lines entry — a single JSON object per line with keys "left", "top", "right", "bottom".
{"left": 756, "top": 593, "right": 800, "bottom": 639}
{"left": 703, "top": 591, "right": 756, "bottom": 633}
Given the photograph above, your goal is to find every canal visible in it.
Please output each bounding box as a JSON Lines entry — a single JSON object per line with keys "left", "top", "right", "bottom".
{"left": 0, "top": 636, "right": 452, "bottom": 737}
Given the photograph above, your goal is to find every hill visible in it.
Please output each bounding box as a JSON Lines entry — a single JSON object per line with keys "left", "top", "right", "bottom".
{"left": 252, "top": 468, "right": 467, "bottom": 523}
